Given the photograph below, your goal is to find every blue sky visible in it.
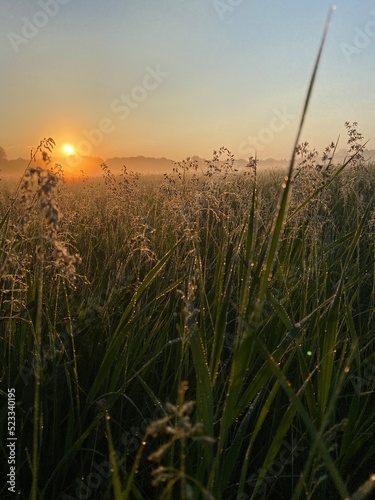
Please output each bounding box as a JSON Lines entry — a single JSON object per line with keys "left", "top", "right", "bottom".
{"left": 1, "top": 0, "right": 374, "bottom": 163}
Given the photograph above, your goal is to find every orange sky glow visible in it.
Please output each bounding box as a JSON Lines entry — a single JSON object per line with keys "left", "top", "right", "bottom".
{"left": 2, "top": 1, "right": 374, "bottom": 170}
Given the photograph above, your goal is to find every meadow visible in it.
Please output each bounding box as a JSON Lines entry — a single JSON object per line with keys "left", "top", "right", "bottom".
{"left": 1, "top": 122, "right": 375, "bottom": 499}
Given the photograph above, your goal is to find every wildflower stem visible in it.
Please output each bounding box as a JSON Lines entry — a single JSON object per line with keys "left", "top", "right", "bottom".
{"left": 30, "top": 247, "right": 44, "bottom": 500}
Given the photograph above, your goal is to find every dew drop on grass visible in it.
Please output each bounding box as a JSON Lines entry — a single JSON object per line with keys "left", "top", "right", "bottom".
{"left": 181, "top": 381, "right": 189, "bottom": 391}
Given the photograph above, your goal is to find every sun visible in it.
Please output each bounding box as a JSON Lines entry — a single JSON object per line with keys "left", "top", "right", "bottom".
{"left": 62, "top": 143, "right": 75, "bottom": 156}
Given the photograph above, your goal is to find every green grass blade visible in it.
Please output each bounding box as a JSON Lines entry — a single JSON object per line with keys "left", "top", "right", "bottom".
{"left": 105, "top": 413, "right": 125, "bottom": 499}
{"left": 86, "top": 242, "right": 179, "bottom": 405}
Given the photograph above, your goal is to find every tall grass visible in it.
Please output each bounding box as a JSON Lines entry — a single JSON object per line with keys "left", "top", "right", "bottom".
{"left": 1, "top": 134, "right": 374, "bottom": 499}
{"left": 1, "top": 8, "right": 375, "bottom": 500}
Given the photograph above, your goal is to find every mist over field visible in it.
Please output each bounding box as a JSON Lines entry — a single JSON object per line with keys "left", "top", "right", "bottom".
{"left": 2, "top": 148, "right": 375, "bottom": 180}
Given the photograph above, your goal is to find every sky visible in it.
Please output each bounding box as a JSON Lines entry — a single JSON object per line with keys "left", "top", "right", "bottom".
{"left": 1, "top": 0, "right": 375, "bottom": 166}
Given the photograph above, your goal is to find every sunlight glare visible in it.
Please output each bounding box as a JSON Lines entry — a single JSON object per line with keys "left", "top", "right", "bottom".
{"left": 63, "top": 144, "right": 75, "bottom": 156}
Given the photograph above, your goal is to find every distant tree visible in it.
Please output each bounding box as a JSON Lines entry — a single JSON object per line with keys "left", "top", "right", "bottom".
{"left": 0, "top": 147, "right": 7, "bottom": 161}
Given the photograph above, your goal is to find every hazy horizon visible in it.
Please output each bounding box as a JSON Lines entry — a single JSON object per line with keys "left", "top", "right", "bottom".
{"left": 2, "top": 145, "right": 374, "bottom": 180}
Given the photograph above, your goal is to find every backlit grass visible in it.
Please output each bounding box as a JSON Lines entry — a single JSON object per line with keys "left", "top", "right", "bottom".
{"left": 1, "top": 130, "right": 375, "bottom": 499}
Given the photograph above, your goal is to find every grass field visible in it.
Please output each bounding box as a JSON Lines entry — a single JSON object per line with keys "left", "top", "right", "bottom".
{"left": 1, "top": 123, "right": 375, "bottom": 499}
